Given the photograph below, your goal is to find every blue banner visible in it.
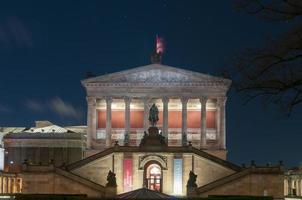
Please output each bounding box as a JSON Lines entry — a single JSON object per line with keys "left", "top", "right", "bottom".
{"left": 173, "top": 158, "right": 183, "bottom": 195}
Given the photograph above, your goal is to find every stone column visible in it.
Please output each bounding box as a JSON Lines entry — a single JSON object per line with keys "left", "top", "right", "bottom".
{"left": 284, "top": 179, "right": 288, "bottom": 196}
{"left": 299, "top": 180, "right": 302, "bottom": 196}
{"left": 11, "top": 178, "right": 14, "bottom": 193}
{"left": 0, "top": 176, "right": 2, "bottom": 193}
{"left": 181, "top": 97, "right": 189, "bottom": 146}
{"left": 200, "top": 96, "right": 208, "bottom": 149}
{"left": 217, "top": 97, "right": 227, "bottom": 149}
{"left": 3, "top": 177, "right": 6, "bottom": 193}
{"left": 143, "top": 97, "right": 149, "bottom": 132}
{"left": 106, "top": 97, "right": 113, "bottom": 147}
{"left": 297, "top": 180, "right": 300, "bottom": 196}
{"left": 6, "top": 177, "right": 10, "bottom": 193}
{"left": 162, "top": 97, "right": 169, "bottom": 143}
{"left": 288, "top": 178, "right": 292, "bottom": 196}
{"left": 124, "top": 97, "right": 131, "bottom": 145}
{"left": 86, "top": 97, "right": 96, "bottom": 149}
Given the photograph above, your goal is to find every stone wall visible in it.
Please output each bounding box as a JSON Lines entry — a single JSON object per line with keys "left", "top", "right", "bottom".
{"left": 72, "top": 151, "right": 236, "bottom": 196}
{"left": 198, "top": 168, "right": 284, "bottom": 199}
{"left": 113, "top": 153, "right": 124, "bottom": 194}
{"left": 72, "top": 154, "right": 113, "bottom": 187}
{"left": 204, "top": 150, "right": 227, "bottom": 160}
{"left": 5, "top": 147, "right": 83, "bottom": 172}
{"left": 193, "top": 154, "right": 235, "bottom": 187}
{"left": 19, "top": 172, "right": 104, "bottom": 197}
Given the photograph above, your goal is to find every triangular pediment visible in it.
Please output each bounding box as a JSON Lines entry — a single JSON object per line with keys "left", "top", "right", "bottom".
{"left": 82, "top": 64, "right": 230, "bottom": 85}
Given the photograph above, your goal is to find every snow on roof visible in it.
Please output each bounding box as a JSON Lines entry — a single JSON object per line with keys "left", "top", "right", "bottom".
{"left": 25, "top": 125, "right": 69, "bottom": 133}
{"left": 0, "top": 127, "right": 27, "bottom": 133}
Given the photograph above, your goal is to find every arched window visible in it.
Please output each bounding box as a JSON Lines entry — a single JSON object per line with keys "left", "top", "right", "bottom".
{"left": 144, "top": 162, "right": 162, "bottom": 192}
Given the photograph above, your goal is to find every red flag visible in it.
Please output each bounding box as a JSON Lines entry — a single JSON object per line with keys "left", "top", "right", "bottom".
{"left": 156, "top": 35, "right": 164, "bottom": 54}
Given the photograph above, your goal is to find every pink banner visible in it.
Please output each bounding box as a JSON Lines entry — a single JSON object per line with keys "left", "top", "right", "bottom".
{"left": 123, "top": 158, "right": 132, "bottom": 192}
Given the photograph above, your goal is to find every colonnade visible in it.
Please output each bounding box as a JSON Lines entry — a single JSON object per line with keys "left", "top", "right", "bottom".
{"left": 284, "top": 177, "right": 302, "bottom": 196}
{"left": 86, "top": 96, "right": 227, "bottom": 149}
{"left": 0, "top": 175, "right": 22, "bottom": 193}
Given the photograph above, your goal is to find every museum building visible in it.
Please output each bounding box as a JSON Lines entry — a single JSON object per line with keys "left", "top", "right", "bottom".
{"left": 0, "top": 62, "right": 284, "bottom": 198}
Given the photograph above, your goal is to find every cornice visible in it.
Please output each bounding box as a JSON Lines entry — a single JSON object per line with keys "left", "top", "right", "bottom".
{"left": 84, "top": 81, "right": 230, "bottom": 88}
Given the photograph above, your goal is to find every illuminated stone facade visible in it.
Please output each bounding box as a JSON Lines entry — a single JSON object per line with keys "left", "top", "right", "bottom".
{"left": 82, "top": 64, "right": 230, "bottom": 159}
{"left": 284, "top": 167, "right": 302, "bottom": 197}
{"left": 0, "top": 63, "right": 285, "bottom": 198}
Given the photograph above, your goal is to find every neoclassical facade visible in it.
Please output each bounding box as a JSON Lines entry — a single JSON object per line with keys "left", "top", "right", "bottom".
{"left": 284, "top": 167, "right": 302, "bottom": 197}
{"left": 0, "top": 63, "right": 284, "bottom": 198}
{"left": 82, "top": 64, "right": 230, "bottom": 159}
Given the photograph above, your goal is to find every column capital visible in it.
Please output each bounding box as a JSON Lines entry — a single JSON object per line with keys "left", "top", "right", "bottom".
{"left": 180, "top": 97, "right": 189, "bottom": 104}
{"left": 86, "top": 97, "right": 96, "bottom": 106}
{"left": 105, "top": 96, "right": 113, "bottom": 104}
{"left": 123, "top": 96, "right": 132, "bottom": 104}
{"left": 142, "top": 97, "right": 150, "bottom": 103}
{"left": 199, "top": 96, "right": 208, "bottom": 104}
{"left": 217, "top": 97, "right": 227, "bottom": 106}
{"left": 162, "top": 97, "right": 169, "bottom": 104}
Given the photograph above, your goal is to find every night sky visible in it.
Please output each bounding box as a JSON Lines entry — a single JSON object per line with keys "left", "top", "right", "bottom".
{"left": 0, "top": 1, "right": 301, "bottom": 168}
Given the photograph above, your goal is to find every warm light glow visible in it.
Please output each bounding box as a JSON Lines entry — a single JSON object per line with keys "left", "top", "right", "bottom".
{"left": 150, "top": 166, "right": 161, "bottom": 174}
{"left": 146, "top": 164, "right": 162, "bottom": 191}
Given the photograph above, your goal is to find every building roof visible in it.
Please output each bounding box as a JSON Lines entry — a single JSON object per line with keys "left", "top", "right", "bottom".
{"left": 117, "top": 188, "right": 173, "bottom": 199}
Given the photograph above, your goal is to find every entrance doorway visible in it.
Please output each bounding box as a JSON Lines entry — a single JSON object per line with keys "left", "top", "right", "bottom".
{"left": 144, "top": 162, "right": 162, "bottom": 192}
